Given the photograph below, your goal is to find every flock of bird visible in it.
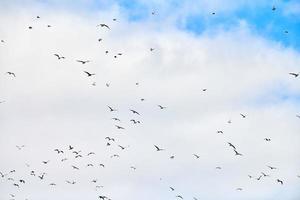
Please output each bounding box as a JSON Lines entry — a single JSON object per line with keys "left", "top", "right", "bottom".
{"left": 1, "top": 4, "right": 300, "bottom": 200}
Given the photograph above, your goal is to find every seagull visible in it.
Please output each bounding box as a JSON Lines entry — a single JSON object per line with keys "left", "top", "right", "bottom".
{"left": 261, "top": 172, "right": 270, "bottom": 177}
{"left": 71, "top": 165, "right": 79, "bottom": 170}
{"left": 267, "top": 165, "right": 277, "bottom": 170}
{"left": 240, "top": 113, "right": 246, "bottom": 118}
{"left": 66, "top": 180, "right": 76, "bottom": 184}
{"left": 42, "top": 160, "right": 50, "bottom": 164}
{"left": 49, "top": 183, "right": 56, "bottom": 186}
{"left": 13, "top": 183, "right": 19, "bottom": 188}
{"left": 170, "top": 187, "right": 175, "bottom": 191}
{"left": 87, "top": 152, "right": 95, "bottom": 156}
{"left": 68, "top": 145, "right": 74, "bottom": 150}
{"left": 170, "top": 155, "right": 175, "bottom": 159}
{"left": 118, "top": 145, "right": 126, "bottom": 150}
{"left": 158, "top": 105, "right": 166, "bottom": 109}
{"left": 112, "top": 118, "right": 121, "bottom": 121}
{"left": 154, "top": 145, "right": 164, "bottom": 151}
{"left": 289, "top": 72, "right": 299, "bottom": 77}
{"left": 28, "top": 26, "right": 32, "bottom": 29}
{"left": 193, "top": 154, "right": 200, "bottom": 159}
{"left": 76, "top": 60, "right": 90, "bottom": 64}
{"left": 87, "top": 164, "right": 94, "bottom": 167}
{"left": 264, "top": 138, "right": 271, "bottom": 141}
{"left": 130, "top": 109, "right": 140, "bottom": 115}
{"left": 99, "top": 164, "right": 105, "bottom": 168}
{"left": 115, "top": 125, "right": 125, "bottom": 129}
{"left": 176, "top": 195, "right": 184, "bottom": 199}
{"left": 105, "top": 137, "right": 115, "bottom": 141}
{"left": 98, "top": 38, "right": 102, "bottom": 42}
{"left": 108, "top": 106, "right": 117, "bottom": 112}
{"left": 98, "top": 196, "right": 108, "bottom": 200}
{"left": 6, "top": 72, "right": 16, "bottom": 77}
{"left": 19, "top": 179, "right": 25, "bottom": 184}
{"left": 234, "top": 150, "right": 243, "bottom": 156}
{"left": 277, "top": 179, "right": 283, "bottom": 185}
{"left": 97, "top": 24, "right": 110, "bottom": 29}
{"left": 130, "top": 119, "right": 141, "bottom": 124}
{"left": 54, "top": 54, "right": 65, "bottom": 59}
{"left": 227, "top": 142, "right": 236, "bottom": 149}
{"left": 38, "top": 173, "right": 46, "bottom": 180}
{"left": 84, "top": 71, "right": 95, "bottom": 77}
{"left": 217, "top": 130, "right": 223, "bottom": 134}
{"left": 54, "top": 149, "right": 64, "bottom": 154}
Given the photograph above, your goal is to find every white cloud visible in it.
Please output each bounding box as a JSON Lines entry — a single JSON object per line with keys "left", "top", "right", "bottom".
{"left": 0, "top": 1, "right": 300, "bottom": 200}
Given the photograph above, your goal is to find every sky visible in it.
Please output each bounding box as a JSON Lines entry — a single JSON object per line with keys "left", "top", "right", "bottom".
{"left": 0, "top": 0, "right": 300, "bottom": 200}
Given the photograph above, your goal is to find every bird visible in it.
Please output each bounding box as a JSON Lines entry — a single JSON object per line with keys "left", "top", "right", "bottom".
{"left": 170, "top": 187, "right": 175, "bottom": 191}
{"left": 115, "top": 125, "right": 125, "bottom": 129}
{"left": 284, "top": 30, "right": 289, "bottom": 34}
{"left": 92, "top": 82, "right": 96, "bottom": 86}
{"left": 193, "top": 154, "right": 200, "bottom": 159}
{"left": 16, "top": 145, "right": 25, "bottom": 150}
{"left": 217, "top": 130, "right": 223, "bottom": 134}
{"left": 118, "top": 145, "right": 126, "bottom": 150}
{"left": 176, "top": 195, "right": 184, "bottom": 199}
{"left": 277, "top": 179, "right": 283, "bottom": 185}
{"left": 296, "top": 115, "right": 300, "bottom": 119}
{"left": 47, "top": 25, "right": 51, "bottom": 27}
{"left": 76, "top": 60, "right": 90, "bottom": 64}
{"left": 228, "top": 142, "right": 236, "bottom": 149}
{"left": 216, "top": 166, "right": 222, "bottom": 170}
{"left": 150, "top": 48, "right": 154, "bottom": 51}
{"left": 42, "top": 160, "right": 50, "bottom": 164}
{"left": 97, "top": 24, "right": 110, "bottom": 29}
{"left": 61, "top": 158, "right": 67, "bottom": 162}
{"left": 28, "top": 26, "right": 32, "bottom": 29}
{"left": 264, "top": 138, "right": 271, "bottom": 141}
{"left": 106, "top": 83, "right": 110, "bottom": 87}
{"left": 0, "top": 172, "right": 7, "bottom": 178}
{"left": 36, "top": 16, "right": 40, "bottom": 18}
{"left": 289, "top": 72, "right": 299, "bottom": 77}
{"left": 75, "top": 154, "right": 82, "bottom": 158}
{"left": 105, "top": 137, "right": 115, "bottom": 141}
{"left": 71, "top": 165, "right": 79, "bottom": 170}
{"left": 158, "top": 105, "right": 166, "bottom": 109}
{"left": 130, "top": 166, "right": 136, "bottom": 170}
{"left": 68, "top": 145, "right": 74, "bottom": 150}
{"left": 38, "top": 173, "right": 45, "bottom": 180}
{"left": 261, "top": 172, "right": 270, "bottom": 177}
{"left": 170, "top": 155, "right": 175, "bottom": 159}
{"left": 267, "top": 165, "right": 277, "bottom": 170}
{"left": 49, "top": 183, "right": 56, "bottom": 186}
{"left": 54, "top": 54, "right": 65, "bottom": 59}
{"left": 19, "top": 179, "right": 25, "bottom": 184}
{"left": 98, "top": 196, "right": 108, "bottom": 200}
{"left": 130, "top": 119, "right": 141, "bottom": 124}
{"left": 236, "top": 188, "right": 243, "bottom": 191}
{"left": 87, "top": 164, "right": 94, "bottom": 167}
{"left": 272, "top": 5, "right": 276, "bottom": 11}
{"left": 13, "top": 183, "right": 19, "bottom": 188}
{"left": 87, "top": 152, "right": 95, "bottom": 156}
{"left": 66, "top": 180, "right": 76, "bottom": 184}
{"left": 212, "top": 12, "right": 216, "bottom": 15}
{"left": 99, "top": 164, "right": 105, "bottom": 168}
{"left": 257, "top": 175, "right": 262, "bottom": 180}
{"left": 54, "top": 149, "right": 64, "bottom": 154}
{"left": 110, "top": 154, "right": 120, "bottom": 158}
{"left": 112, "top": 118, "right": 120, "bottom": 122}
{"left": 234, "top": 150, "right": 243, "bottom": 156}
{"left": 1, "top": 39, "right": 4, "bottom": 43}
{"left": 108, "top": 106, "right": 117, "bottom": 112}
{"left": 154, "top": 145, "right": 164, "bottom": 151}
{"left": 6, "top": 72, "right": 16, "bottom": 77}
{"left": 84, "top": 71, "right": 95, "bottom": 77}
{"left": 240, "top": 113, "right": 246, "bottom": 118}
{"left": 248, "top": 175, "right": 253, "bottom": 179}
{"left": 98, "top": 38, "right": 102, "bottom": 42}
{"left": 130, "top": 109, "right": 140, "bottom": 115}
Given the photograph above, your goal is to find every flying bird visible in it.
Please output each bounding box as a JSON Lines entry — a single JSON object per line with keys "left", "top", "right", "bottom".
{"left": 6, "top": 72, "right": 16, "bottom": 77}
{"left": 112, "top": 117, "right": 120, "bottom": 121}
{"left": 228, "top": 142, "right": 236, "bottom": 149}
{"left": 84, "top": 71, "right": 95, "bottom": 77}
{"left": 77, "top": 60, "right": 90, "bottom": 64}
{"left": 272, "top": 5, "right": 276, "bottom": 11}
{"left": 108, "top": 106, "right": 117, "bottom": 112}
{"left": 158, "top": 105, "right": 166, "bottom": 109}
{"left": 154, "top": 145, "right": 164, "bottom": 151}
{"left": 193, "top": 154, "right": 200, "bottom": 159}
{"left": 277, "top": 179, "right": 283, "bottom": 185}
{"left": 289, "top": 72, "right": 299, "bottom": 77}
{"left": 234, "top": 150, "right": 243, "bottom": 156}
{"left": 42, "top": 160, "right": 50, "bottom": 164}
{"left": 97, "top": 24, "right": 110, "bottom": 29}
{"left": 264, "top": 138, "right": 271, "bottom": 141}
{"left": 130, "top": 109, "right": 140, "bottom": 115}
{"left": 170, "top": 187, "right": 175, "bottom": 191}
{"left": 115, "top": 125, "right": 125, "bottom": 129}
{"left": 54, "top": 54, "right": 65, "bottom": 59}
{"left": 267, "top": 165, "right": 277, "bottom": 170}
{"left": 240, "top": 113, "right": 246, "bottom": 118}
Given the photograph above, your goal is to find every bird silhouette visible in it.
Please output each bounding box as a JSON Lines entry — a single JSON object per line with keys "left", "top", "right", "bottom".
{"left": 170, "top": 187, "right": 175, "bottom": 191}
{"left": 97, "top": 24, "right": 110, "bottom": 29}
{"left": 115, "top": 125, "right": 125, "bottom": 129}
{"left": 42, "top": 160, "right": 50, "bottom": 164}
{"left": 267, "top": 165, "right": 277, "bottom": 170}
{"left": 234, "top": 150, "right": 243, "bottom": 156}
{"left": 77, "top": 60, "right": 90, "bottom": 64}
{"left": 158, "top": 105, "right": 166, "bottom": 109}
{"left": 154, "top": 145, "right": 164, "bottom": 151}
{"left": 277, "top": 179, "right": 283, "bottom": 185}
{"left": 54, "top": 54, "right": 65, "bottom": 59}
{"left": 264, "top": 138, "right": 271, "bottom": 141}
{"left": 240, "top": 113, "right": 246, "bottom": 118}
{"left": 108, "top": 106, "right": 117, "bottom": 112}
{"left": 289, "top": 72, "right": 299, "bottom": 77}
{"left": 84, "top": 71, "right": 95, "bottom": 77}
{"left": 228, "top": 142, "right": 236, "bottom": 149}
{"left": 6, "top": 72, "right": 16, "bottom": 77}
{"left": 193, "top": 154, "right": 200, "bottom": 159}
{"left": 272, "top": 5, "right": 276, "bottom": 11}
{"left": 130, "top": 109, "right": 140, "bottom": 115}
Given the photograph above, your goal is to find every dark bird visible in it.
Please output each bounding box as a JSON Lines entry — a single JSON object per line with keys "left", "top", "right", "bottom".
{"left": 1, "top": 39, "right": 4, "bottom": 43}
{"left": 87, "top": 152, "right": 95, "bottom": 156}
{"left": 170, "top": 187, "right": 175, "bottom": 191}
{"left": 158, "top": 105, "right": 166, "bottom": 109}
{"left": 19, "top": 179, "right": 25, "bottom": 184}
{"left": 6, "top": 72, "right": 16, "bottom": 77}
{"left": 28, "top": 26, "right": 32, "bottom": 29}
{"left": 150, "top": 48, "right": 154, "bottom": 51}
{"left": 16, "top": 145, "right": 25, "bottom": 150}
{"left": 284, "top": 30, "right": 289, "bottom": 34}
{"left": 87, "top": 164, "right": 94, "bottom": 167}
{"left": 248, "top": 175, "right": 253, "bottom": 179}
{"left": 216, "top": 166, "right": 222, "bottom": 170}
{"left": 212, "top": 12, "right": 216, "bottom": 15}
{"left": 84, "top": 71, "right": 95, "bottom": 77}
{"left": 154, "top": 145, "right": 164, "bottom": 151}
{"left": 130, "top": 109, "right": 140, "bottom": 115}
{"left": 99, "top": 164, "right": 105, "bottom": 168}
{"left": 72, "top": 150, "right": 81, "bottom": 154}
{"left": 115, "top": 125, "right": 125, "bottom": 129}
{"left": 38, "top": 173, "right": 45, "bottom": 180}
{"left": 176, "top": 195, "right": 183, "bottom": 199}
{"left": 202, "top": 88, "right": 207, "bottom": 91}
{"left": 257, "top": 175, "right": 262, "bottom": 180}
{"left": 130, "top": 166, "right": 136, "bottom": 170}
{"left": 236, "top": 188, "right": 243, "bottom": 191}
{"left": 47, "top": 25, "right": 51, "bottom": 27}
{"left": 98, "top": 196, "right": 108, "bottom": 200}
{"left": 61, "top": 158, "right": 67, "bottom": 162}
{"left": 261, "top": 172, "right": 270, "bottom": 177}
{"left": 217, "top": 130, "right": 223, "bottom": 134}
{"left": 49, "top": 183, "right": 56, "bottom": 186}
{"left": 105, "top": 137, "right": 115, "bottom": 141}
{"left": 54, "top": 149, "right": 64, "bottom": 154}
{"left": 66, "top": 180, "right": 76, "bottom": 184}
{"left": 36, "top": 16, "right": 40, "bottom": 18}
{"left": 98, "top": 38, "right": 102, "bottom": 42}
{"left": 75, "top": 154, "right": 82, "bottom": 158}
{"left": 0, "top": 172, "right": 7, "bottom": 178}
{"left": 267, "top": 165, "right": 277, "bottom": 170}
{"left": 112, "top": 117, "right": 120, "bottom": 121}
{"left": 296, "top": 115, "right": 300, "bottom": 119}
{"left": 272, "top": 6, "right": 276, "bottom": 11}
{"left": 193, "top": 154, "right": 200, "bottom": 159}
{"left": 54, "top": 54, "right": 65, "bottom": 59}
{"left": 13, "top": 183, "right": 19, "bottom": 188}
{"left": 277, "top": 179, "right": 283, "bottom": 185}
{"left": 118, "top": 145, "right": 126, "bottom": 150}
{"left": 68, "top": 145, "right": 74, "bottom": 150}
{"left": 264, "top": 138, "right": 271, "bottom": 141}
{"left": 76, "top": 60, "right": 90, "bottom": 64}
{"left": 289, "top": 72, "right": 299, "bottom": 77}
{"left": 97, "top": 24, "right": 110, "bottom": 29}
{"left": 234, "top": 150, "right": 243, "bottom": 156}
{"left": 71, "top": 165, "right": 79, "bottom": 170}
{"left": 42, "top": 160, "right": 50, "bottom": 164}
{"left": 170, "top": 155, "right": 175, "bottom": 159}
{"left": 228, "top": 142, "right": 236, "bottom": 149}
{"left": 106, "top": 83, "right": 110, "bottom": 87}
{"left": 111, "top": 154, "right": 120, "bottom": 158}
{"left": 240, "top": 113, "right": 246, "bottom": 118}
{"left": 130, "top": 119, "right": 141, "bottom": 124}
{"left": 108, "top": 106, "right": 117, "bottom": 112}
